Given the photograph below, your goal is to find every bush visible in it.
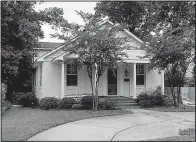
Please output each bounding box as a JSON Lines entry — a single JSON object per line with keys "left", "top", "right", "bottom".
{"left": 98, "top": 98, "right": 107, "bottom": 110}
{"left": 137, "top": 92, "right": 165, "bottom": 108}
{"left": 149, "top": 95, "right": 165, "bottom": 107}
{"left": 155, "top": 95, "right": 165, "bottom": 106}
{"left": 106, "top": 100, "right": 116, "bottom": 110}
{"left": 40, "top": 97, "right": 60, "bottom": 110}
{"left": 12, "top": 92, "right": 26, "bottom": 105}
{"left": 179, "top": 128, "right": 195, "bottom": 136}
{"left": 72, "top": 103, "right": 83, "bottom": 109}
{"left": 139, "top": 99, "right": 151, "bottom": 108}
{"left": 1, "top": 83, "right": 7, "bottom": 100}
{"left": 81, "top": 95, "right": 93, "bottom": 109}
{"left": 163, "top": 95, "right": 173, "bottom": 107}
{"left": 18, "top": 92, "right": 38, "bottom": 107}
{"left": 58, "top": 97, "right": 76, "bottom": 109}
{"left": 136, "top": 93, "right": 150, "bottom": 104}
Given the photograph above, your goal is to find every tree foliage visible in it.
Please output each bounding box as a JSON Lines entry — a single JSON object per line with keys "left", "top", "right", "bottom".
{"left": 95, "top": 1, "right": 195, "bottom": 41}
{"left": 142, "top": 2, "right": 195, "bottom": 107}
{"left": 1, "top": 1, "right": 66, "bottom": 102}
{"left": 95, "top": 1, "right": 146, "bottom": 40}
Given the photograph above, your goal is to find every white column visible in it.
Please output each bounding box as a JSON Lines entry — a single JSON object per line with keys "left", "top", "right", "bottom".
{"left": 64, "top": 63, "right": 67, "bottom": 95}
{"left": 129, "top": 64, "right": 132, "bottom": 97}
{"left": 61, "top": 62, "right": 65, "bottom": 98}
{"left": 133, "top": 63, "right": 136, "bottom": 99}
{"left": 161, "top": 70, "right": 165, "bottom": 95}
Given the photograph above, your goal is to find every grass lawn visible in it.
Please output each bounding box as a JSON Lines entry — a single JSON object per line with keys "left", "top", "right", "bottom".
{"left": 148, "top": 135, "right": 195, "bottom": 141}
{"left": 144, "top": 105, "right": 195, "bottom": 112}
{"left": 2, "top": 107, "right": 132, "bottom": 141}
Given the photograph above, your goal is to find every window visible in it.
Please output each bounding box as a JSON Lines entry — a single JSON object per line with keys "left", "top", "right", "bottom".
{"left": 67, "top": 63, "right": 77, "bottom": 86}
{"left": 136, "top": 64, "right": 144, "bottom": 85}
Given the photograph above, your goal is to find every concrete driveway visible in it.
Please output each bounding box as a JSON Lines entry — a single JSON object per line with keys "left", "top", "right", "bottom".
{"left": 28, "top": 109, "right": 195, "bottom": 141}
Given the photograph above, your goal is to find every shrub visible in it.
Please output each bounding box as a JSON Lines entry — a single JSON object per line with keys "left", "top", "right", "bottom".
{"left": 155, "top": 95, "right": 165, "bottom": 106}
{"left": 72, "top": 103, "right": 83, "bottom": 109}
{"left": 163, "top": 95, "right": 173, "bottom": 107}
{"left": 98, "top": 98, "right": 107, "bottom": 110}
{"left": 149, "top": 95, "right": 158, "bottom": 106}
{"left": 106, "top": 100, "right": 116, "bottom": 110}
{"left": 137, "top": 91, "right": 165, "bottom": 108}
{"left": 136, "top": 93, "right": 150, "bottom": 104}
{"left": 81, "top": 95, "right": 93, "bottom": 109}
{"left": 40, "top": 97, "right": 60, "bottom": 110}
{"left": 12, "top": 92, "right": 26, "bottom": 105}
{"left": 149, "top": 95, "right": 165, "bottom": 107}
{"left": 179, "top": 128, "right": 195, "bottom": 136}
{"left": 139, "top": 99, "right": 151, "bottom": 108}
{"left": 58, "top": 97, "right": 76, "bottom": 109}
{"left": 18, "top": 92, "right": 38, "bottom": 107}
{"left": 1, "top": 83, "right": 7, "bottom": 100}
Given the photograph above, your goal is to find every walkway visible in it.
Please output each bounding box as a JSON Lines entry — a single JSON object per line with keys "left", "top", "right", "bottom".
{"left": 28, "top": 109, "right": 195, "bottom": 141}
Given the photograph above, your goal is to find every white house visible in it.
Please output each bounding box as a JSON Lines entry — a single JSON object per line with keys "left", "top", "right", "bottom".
{"left": 32, "top": 20, "right": 165, "bottom": 99}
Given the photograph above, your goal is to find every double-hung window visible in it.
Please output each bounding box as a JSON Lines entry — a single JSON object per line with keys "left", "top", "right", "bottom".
{"left": 136, "top": 64, "right": 144, "bottom": 85}
{"left": 67, "top": 63, "right": 77, "bottom": 86}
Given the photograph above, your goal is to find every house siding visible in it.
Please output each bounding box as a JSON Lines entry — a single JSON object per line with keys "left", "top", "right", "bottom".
{"left": 145, "top": 64, "right": 162, "bottom": 91}
{"left": 41, "top": 62, "right": 61, "bottom": 98}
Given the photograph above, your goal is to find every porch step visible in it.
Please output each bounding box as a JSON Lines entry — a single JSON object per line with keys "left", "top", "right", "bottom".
{"left": 116, "top": 105, "right": 141, "bottom": 109}
{"left": 100, "top": 96, "right": 140, "bottom": 109}
{"left": 116, "top": 102, "right": 138, "bottom": 106}
{"left": 114, "top": 100, "right": 136, "bottom": 103}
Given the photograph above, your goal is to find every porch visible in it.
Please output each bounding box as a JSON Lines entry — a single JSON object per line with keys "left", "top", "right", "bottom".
{"left": 58, "top": 62, "right": 164, "bottom": 99}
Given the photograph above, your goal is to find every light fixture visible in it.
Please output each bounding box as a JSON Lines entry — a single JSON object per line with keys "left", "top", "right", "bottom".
{"left": 125, "top": 69, "right": 128, "bottom": 77}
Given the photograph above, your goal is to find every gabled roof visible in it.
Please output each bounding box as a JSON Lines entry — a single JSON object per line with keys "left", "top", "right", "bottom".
{"left": 99, "top": 20, "right": 144, "bottom": 44}
{"left": 35, "top": 37, "right": 78, "bottom": 62}
{"left": 35, "top": 19, "right": 145, "bottom": 62}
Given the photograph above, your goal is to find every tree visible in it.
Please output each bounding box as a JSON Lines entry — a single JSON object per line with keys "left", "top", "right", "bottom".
{"left": 142, "top": 16, "right": 195, "bottom": 107}
{"left": 95, "top": 1, "right": 195, "bottom": 41}
{"left": 94, "top": 1, "right": 147, "bottom": 40}
{"left": 1, "top": 1, "right": 66, "bottom": 102}
{"left": 54, "top": 11, "right": 129, "bottom": 110}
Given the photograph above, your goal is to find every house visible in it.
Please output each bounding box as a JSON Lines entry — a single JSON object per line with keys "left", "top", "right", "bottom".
{"left": 32, "top": 20, "right": 165, "bottom": 99}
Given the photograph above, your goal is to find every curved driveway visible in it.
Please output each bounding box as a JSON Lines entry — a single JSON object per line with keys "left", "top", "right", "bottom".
{"left": 28, "top": 109, "right": 195, "bottom": 141}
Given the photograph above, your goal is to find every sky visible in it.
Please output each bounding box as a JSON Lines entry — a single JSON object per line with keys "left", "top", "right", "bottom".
{"left": 34, "top": 2, "right": 97, "bottom": 42}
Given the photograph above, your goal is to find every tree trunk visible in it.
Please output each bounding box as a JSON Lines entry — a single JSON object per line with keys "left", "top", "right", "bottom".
{"left": 170, "top": 86, "right": 177, "bottom": 107}
{"left": 90, "top": 77, "right": 95, "bottom": 110}
{"left": 177, "top": 86, "right": 181, "bottom": 107}
{"left": 94, "top": 81, "right": 99, "bottom": 111}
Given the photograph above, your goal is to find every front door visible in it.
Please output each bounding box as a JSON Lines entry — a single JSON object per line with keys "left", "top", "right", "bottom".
{"left": 108, "top": 69, "right": 117, "bottom": 95}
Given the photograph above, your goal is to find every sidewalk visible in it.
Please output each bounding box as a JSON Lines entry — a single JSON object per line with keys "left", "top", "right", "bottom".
{"left": 28, "top": 109, "right": 195, "bottom": 141}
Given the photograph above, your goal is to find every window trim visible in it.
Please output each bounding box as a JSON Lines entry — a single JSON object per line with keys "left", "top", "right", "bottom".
{"left": 66, "top": 63, "right": 78, "bottom": 86}
{"left": 136, "top": 64, "right": 145, "bottom": 86}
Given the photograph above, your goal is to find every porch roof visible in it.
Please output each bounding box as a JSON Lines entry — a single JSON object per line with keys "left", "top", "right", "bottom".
{"left": 52, "top": 49, "right": 150, "bottom": 63}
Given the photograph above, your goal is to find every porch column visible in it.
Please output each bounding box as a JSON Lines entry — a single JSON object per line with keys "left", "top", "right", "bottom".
{"left": 161, "top": 70, "right": 164, "bottom": 95}
{"left": 133, "top": 63, "right": 136, "bottom": 99}
{"left": 61, "top": 62, "right": 65, "bottom": 98}
{"left": 129, "top": 64, "right": 131, "bottom": 97}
